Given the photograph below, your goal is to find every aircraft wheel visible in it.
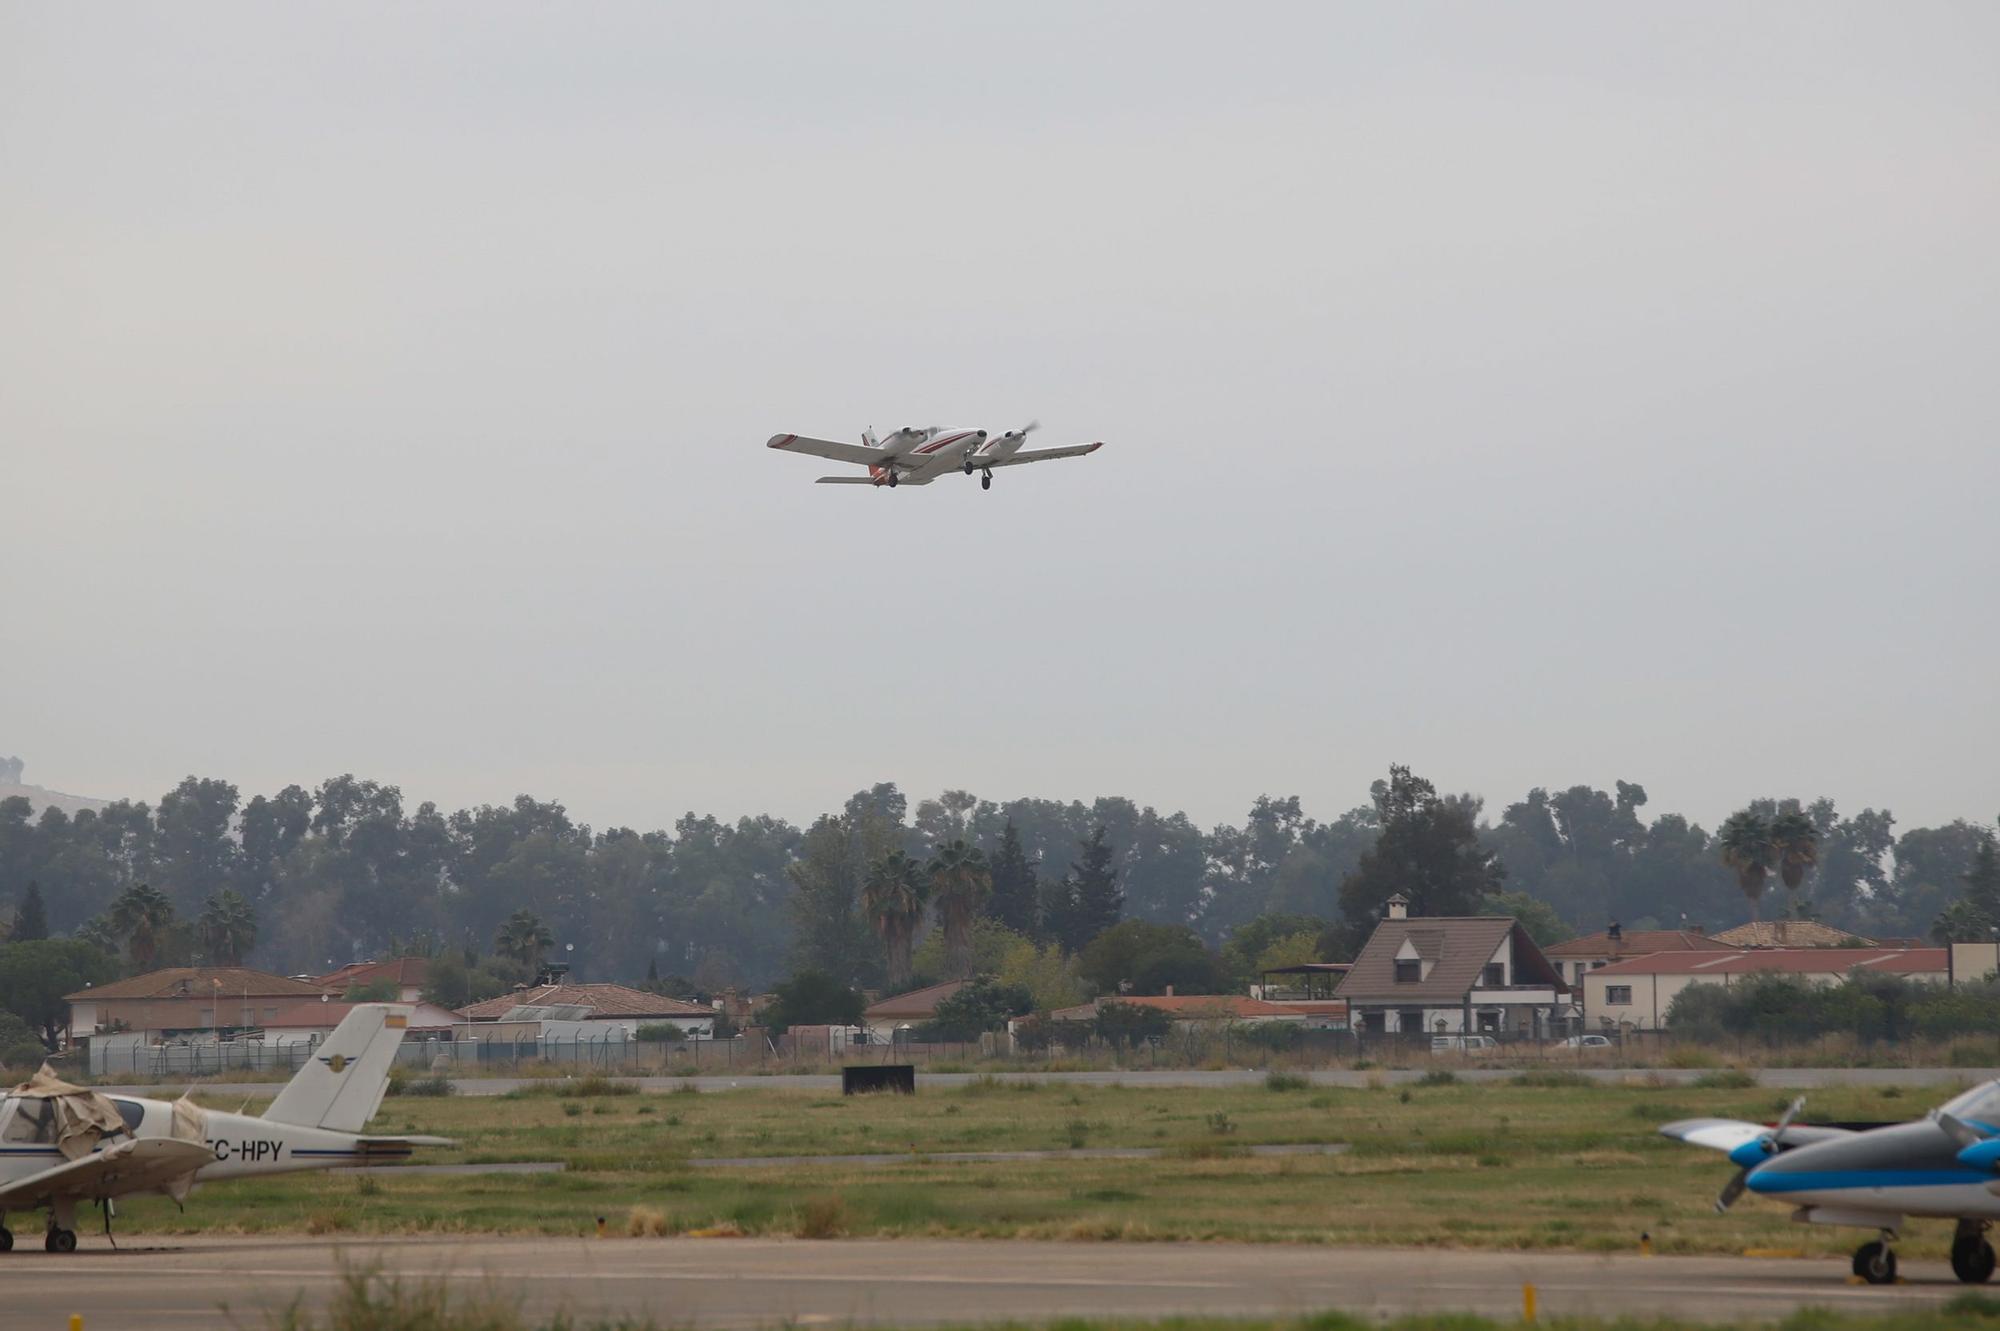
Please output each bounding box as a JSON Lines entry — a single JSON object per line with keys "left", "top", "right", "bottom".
{"left": 887, "top": 473, "right": 898, "bottom": 487}
{"left": 0, "top": 1227, "right": 12, "bottom": 1252}
{"left": 45, "top": 1228, "right": 76, "bottom": 1254}
{"left": 1953, "top": 1237, "right": 1997, "bottom": 1284}
{"left": 980, "top": 473, "right": 991, "bottom": 490}
{"left": 1853, "top": 1240, "right": 1896, "bottom": 1284}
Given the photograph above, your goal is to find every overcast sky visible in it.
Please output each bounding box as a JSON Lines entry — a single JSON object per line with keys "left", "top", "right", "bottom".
{"left": 4, "top": 3, "right": 1996, "bottom": 837}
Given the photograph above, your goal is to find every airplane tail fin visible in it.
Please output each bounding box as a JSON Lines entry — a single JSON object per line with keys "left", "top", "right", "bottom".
{"left": 264, "top": 1003, "right": 412, "bottom": 1133}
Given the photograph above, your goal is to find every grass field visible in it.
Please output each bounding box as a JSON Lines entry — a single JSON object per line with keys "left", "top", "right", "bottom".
{"left": 111, "top": 1073, "right": 1971, "bottom": 1260}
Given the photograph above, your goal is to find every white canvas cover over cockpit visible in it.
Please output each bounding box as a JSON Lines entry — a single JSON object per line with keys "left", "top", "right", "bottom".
{"left": 4, "top": 1066, "right": 128, "bottom": 1161}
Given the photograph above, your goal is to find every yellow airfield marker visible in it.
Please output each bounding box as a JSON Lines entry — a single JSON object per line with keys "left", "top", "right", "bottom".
{"left": 1523, "top": 1282, "right": 1537, "bottom": 1322}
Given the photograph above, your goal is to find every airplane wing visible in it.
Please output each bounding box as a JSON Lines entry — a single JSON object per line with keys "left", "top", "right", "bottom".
{"left": 768, "top": 434, "right": 883, "bottom": 468}
{"left": 984, "top": 441, "right": 1104, "bottom": 469}
{"left": 815, "top": 475, "right": 936, "bottom": 486}
{"left": 1660, "top": 1118, "right": 1856, "bottom": 1153}
{"left": 0, "top": 1136, "right": 212, "bottom": 1209}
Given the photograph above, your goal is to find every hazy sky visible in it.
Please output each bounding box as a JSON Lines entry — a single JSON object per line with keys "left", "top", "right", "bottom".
{"left": 5, "top": 4, "right": 1996, "bottom": 837}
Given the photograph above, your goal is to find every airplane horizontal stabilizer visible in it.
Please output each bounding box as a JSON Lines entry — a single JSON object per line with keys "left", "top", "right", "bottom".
{"left": 815, "top": 476, "right": 878, "bottom": 485}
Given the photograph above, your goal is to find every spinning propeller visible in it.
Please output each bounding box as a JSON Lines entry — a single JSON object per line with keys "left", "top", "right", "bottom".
{"left": 1716, "top": 1096, "right": 1805, "bottom": 1212}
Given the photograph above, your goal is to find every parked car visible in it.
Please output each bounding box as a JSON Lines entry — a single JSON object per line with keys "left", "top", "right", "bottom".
{"left": 1560, "top": 1034, "right": 1613, "bottom": 1049}
{"left": 1431, "top": 1034, "right": 1499, "bottom": 1053}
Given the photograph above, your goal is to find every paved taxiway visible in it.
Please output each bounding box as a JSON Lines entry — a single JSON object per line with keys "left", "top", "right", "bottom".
{"left": 5, "top": 1236, "right": 1972, "bottom": 1329}
{"left": 100, "top": 1065, "right": 1997, "bottom": 1099}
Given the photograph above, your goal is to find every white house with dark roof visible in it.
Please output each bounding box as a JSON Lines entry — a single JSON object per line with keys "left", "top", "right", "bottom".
{"left": 1582, "top": 947, "right": 1949, "bottom": 1030}
{"left": 1334, "top": 896, "right": 1569, "bottom": 1038}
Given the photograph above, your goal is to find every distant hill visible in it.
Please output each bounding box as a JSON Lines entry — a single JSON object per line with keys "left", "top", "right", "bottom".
{"left": 0, "top": 783, "right": 112, "bottom": 817}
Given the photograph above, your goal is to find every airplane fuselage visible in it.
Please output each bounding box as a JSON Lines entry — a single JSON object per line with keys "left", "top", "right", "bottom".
{"left": 1748, "top": 1119, "right": 2000, "bottom": 1221}
{"left": 867, "top": 428, "right": 986, "bottom": 484}
{"left": 0, "top": 1092, "right": 407, "bottom": 1196}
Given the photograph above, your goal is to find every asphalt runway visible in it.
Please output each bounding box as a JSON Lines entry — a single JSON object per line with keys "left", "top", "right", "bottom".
{"left": 3, "top": 1235, "right": 1976, "bottom": 1329}
{"left": 100, "top": 1065, "right": 2000, "bottom": 1099}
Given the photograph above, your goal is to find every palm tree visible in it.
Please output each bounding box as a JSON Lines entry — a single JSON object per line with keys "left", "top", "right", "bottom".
{"left": 927, "top": 839, "right": 992, "bottom": 979}
{"left": 1769, "top": 810, "right": 1821, "bottom": 917}
{"left": 197, "top": 889, "right": 258, "bottom": 965}
{"left": 495, "top": 910, "right": 555, "bottom": 971}
{"left": 862, "top": 851, "right": 929, "bottom": 987}
{"left": 107, "top": 883, "right": 176, "bottom": 970}
{"left": 1717, "top": 811, "right": 1776, "bottom": 923}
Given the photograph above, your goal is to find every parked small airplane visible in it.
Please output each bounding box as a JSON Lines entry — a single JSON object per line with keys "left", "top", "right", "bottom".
{"left": 0, "top": 1003, "right": 447, "bottom": 1252}
{"left": 1663, "top": 1081, "right": 2000, "bottom": 1284}
{"left": 767, "top": 421, "right": 1104, "bottom": 490}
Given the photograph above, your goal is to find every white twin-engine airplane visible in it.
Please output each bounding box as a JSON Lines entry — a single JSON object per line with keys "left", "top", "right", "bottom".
{"left": 768, "top": 421, "right": 1104, "bottom": 490}
{"left": 0, "top": 1004, "right": 447, "bottom": 1252}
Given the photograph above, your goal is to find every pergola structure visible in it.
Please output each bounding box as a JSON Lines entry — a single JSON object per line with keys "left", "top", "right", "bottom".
{"left": 1257, "top": 962, "right": 1352, "bottom": 1002}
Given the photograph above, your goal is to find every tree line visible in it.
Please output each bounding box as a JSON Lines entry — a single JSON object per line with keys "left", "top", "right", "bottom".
{"left": 2, "top": 767, "right": 1996, "bottom": 1002}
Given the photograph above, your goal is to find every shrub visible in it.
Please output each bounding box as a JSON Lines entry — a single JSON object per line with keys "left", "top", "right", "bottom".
{"left": 794, "top": 1195, "right": 849, "bottom": 1239}
{"left": 1416, "top": 1069, "right": 1458, "bottom": 1087}
{"left": 636, "top": 1023, "right": 688, "bottom": 1043}
{"left": 918, "top": 981, "right": 1036, "bottom": 1042}
{"left": 627, "top": 1205, "right": 671, "bottom": 1236}
{"left": 390, "top": 1074, "right": 455, "bottom": 1098}
{"left": 1693, "top": 1068, "right": 1757, "bottom": 1089}
{"left": 1235, "top": 1021, "right": 1304, "bottom": 1052}
{"left": 1265, "top": 1070, "right": 1311, "bottom": 1092}
{"left": 1093, "top": 1000, "right": 1172, "bottom": 1047}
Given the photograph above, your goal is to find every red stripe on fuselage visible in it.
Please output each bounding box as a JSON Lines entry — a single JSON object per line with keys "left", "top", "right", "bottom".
{"left": 913, "top": 432, "right": 973, "bottom": 455}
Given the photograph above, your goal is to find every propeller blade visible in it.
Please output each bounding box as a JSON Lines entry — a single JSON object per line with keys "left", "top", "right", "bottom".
{"left": 1939, "top": 1111, "right": 1983, "bottom": 1151}
{"left": 1716, "top": 1168, "right": 1749, "bottom": 1213}
{"left": 1773, "top": 1096, "right": 1806, "bottom": 1138}
{"left": 1020, "top": 419, "right": 1040, "bottom": 435}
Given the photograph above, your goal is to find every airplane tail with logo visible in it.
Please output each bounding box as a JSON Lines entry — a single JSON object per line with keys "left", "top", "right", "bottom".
{"left": 264, "top": 1003, "right": 412, "bottom": 1133}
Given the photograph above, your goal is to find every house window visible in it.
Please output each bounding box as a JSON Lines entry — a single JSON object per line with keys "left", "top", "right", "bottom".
{"left": 1393, "top": 959, "right": 1421, "bottom": 983}
{"left": 1605, "top": 985, "right": 1633, "bottom": 1005}
{"left": 1480, "top": 963, "right": 1505, "bottom": 988}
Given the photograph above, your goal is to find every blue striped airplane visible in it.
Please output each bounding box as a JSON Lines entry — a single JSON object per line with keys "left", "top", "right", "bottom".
{"left": 1664, "top": 1081, "right": 2000, "bottom": 1284}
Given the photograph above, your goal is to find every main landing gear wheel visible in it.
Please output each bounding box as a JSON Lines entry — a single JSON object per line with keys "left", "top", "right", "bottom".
{"left": 44, "top": 1228, "right": 76, "bottom": 1254}
{"left": 0, "top": 1227, "right": 12, "bottom": 1252}
{"left": 886, "top": 472, "right": 899, "bottom": 487}
{"left": 1853, "top": 1239, "right": 1897, "bottom": 1284}
{"left": 980, "top": 471, "right": 991, "bottom": 490}
{"left": 1954, "top": 1236, "right": 1997, "bottom": 1284}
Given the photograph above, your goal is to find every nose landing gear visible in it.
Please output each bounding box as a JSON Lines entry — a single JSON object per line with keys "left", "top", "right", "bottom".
{"left": 1853, "top": 1231, "right": 1899, "bottom": 1285}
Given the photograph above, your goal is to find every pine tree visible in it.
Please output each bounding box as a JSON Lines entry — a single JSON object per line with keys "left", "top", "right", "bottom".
{"left": 985, "top": 819, "right": 1041, "bottom": 938}
{"left": 12, "top": 882, "right": 48, "bottom": 942}
{"left": 1066, "top": 825, "right": 1123, "bottom": 949}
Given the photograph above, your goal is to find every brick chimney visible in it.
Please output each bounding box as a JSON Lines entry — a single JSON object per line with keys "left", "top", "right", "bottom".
{"left": 1164, "top": 984, "right": 1174, "bottom": 997}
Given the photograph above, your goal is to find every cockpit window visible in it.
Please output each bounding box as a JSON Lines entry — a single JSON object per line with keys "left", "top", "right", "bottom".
{"left": 1941, "top": 1081, "right": 2000, "bottom": 1127}
{"left": 0, "top": 1097, "right": 57, "bottom": 1145}
{"left": 111, "top": 1099, "right": 145, "bottom": 1134}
